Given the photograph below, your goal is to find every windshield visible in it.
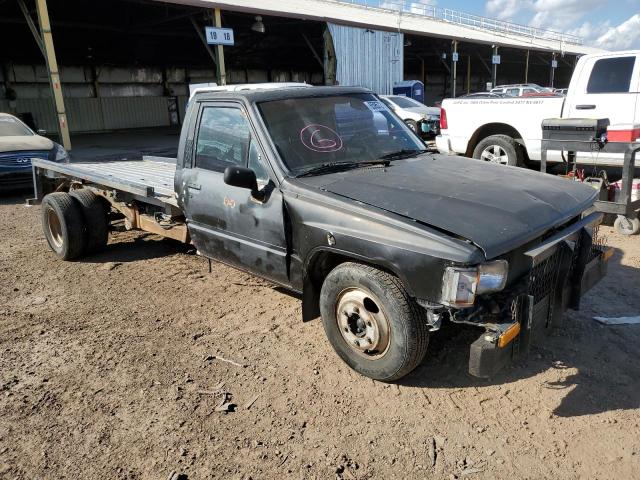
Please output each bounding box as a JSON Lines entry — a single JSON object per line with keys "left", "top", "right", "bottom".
{"left": 388, "top": 96, "right": 423, "bottom": 109}
{"left": 0, "top": 116, "right": 33, "bottom": 137}
{"left": 257, "top": 93, "right": 426, "bottom": 176}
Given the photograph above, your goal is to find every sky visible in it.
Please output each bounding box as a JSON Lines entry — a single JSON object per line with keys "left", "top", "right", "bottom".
{"left": 372, "top": 0, "right": 640, "bottom": 50}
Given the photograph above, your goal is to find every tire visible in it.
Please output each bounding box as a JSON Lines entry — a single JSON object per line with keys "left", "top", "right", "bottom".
{"left": 473, "top": 134, "right": 524, "bottom": 167}
{"left": 404, "top": 119, "right": 418, "bottom": 134}
{"left": 614, "top": 215, "right": 640, "bottom": 235}
{"left": 70, "top": 189, "right": 109, "bottom": 253}
{"left": 41, "top": 192, "right": 86, "bottom": 260}
{"left": 319, "top": 262, "right": 429, "bottom": 382}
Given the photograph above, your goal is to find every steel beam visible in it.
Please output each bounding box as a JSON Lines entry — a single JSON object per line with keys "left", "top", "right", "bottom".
{"left": 17, "top": 0, "right": 45, "bottom": 57}
{"left": 189, "top": 16, "right": 218, "bottom": 68}
{"left": 35, "top": 0, "right": 71, "bottom": 150}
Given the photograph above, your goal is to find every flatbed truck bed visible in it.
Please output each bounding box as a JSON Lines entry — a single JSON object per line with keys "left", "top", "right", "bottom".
{"left": 31, "top": 156, "right": 188, "bottom": 243}
{"left": 31, "top": 156, "right": 178, "bottom": 207}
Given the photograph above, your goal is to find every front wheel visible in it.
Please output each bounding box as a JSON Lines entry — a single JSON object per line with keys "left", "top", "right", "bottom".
{"left": 473, "top": 134, "right": 524, "bottom": 167}
{"left": 319, "top": 262, "right": 429, "bottom": 381}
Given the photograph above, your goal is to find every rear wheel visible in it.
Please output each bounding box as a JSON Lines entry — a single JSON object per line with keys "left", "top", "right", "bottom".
{"left": 41, "top": 192, "right": 86, "bottom": 260}
{"left": 473, "top": 134, "right": 524, "bottom": 167}
{"left": 404, "top": 119, "right": 418, "bottom": 133}
{"left": 319, "top": 262, "right": 429, "bottom": 381}
{"left": 70, "top": 189, "right": 109, "bottom": 253}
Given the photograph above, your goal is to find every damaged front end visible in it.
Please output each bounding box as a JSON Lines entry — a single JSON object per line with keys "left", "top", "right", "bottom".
{"left": 422, "top": 212, "right": 612, "bottom": 378}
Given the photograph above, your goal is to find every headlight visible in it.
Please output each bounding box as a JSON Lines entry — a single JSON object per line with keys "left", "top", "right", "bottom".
{"left": 53, "top": 144, "right": 69, "bottom": 162}
{"left": 441, "top": 260, "right": 509, "bottom": 307}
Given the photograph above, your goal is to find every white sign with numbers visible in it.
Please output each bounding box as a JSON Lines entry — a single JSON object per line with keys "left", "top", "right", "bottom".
{"left": 205, "top": 27, "right": 234, "bottom": 46}
{"left": 452, "top": 52, "right": 459, "bottom": 62}
{"left": 551, "top": 60, "right": 558, "bottom": 68}
{"left": 492, "top": 55, "right": 501, "bottom": 65}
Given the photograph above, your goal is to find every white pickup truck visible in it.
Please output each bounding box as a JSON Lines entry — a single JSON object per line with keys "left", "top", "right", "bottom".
{"left": 436, "top": 50, "right": 640, "bottom": 167}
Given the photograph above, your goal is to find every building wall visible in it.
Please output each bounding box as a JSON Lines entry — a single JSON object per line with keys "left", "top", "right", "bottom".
{"left": 0, "top": 64, "right": 322, "bottom": 133}
{"left": 327, "top": 23, "right": 403, "bottom": 95}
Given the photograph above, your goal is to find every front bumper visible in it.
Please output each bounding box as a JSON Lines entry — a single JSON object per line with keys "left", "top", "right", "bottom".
{"left": 469, "top": 212, "right": 611, "bottom": 378}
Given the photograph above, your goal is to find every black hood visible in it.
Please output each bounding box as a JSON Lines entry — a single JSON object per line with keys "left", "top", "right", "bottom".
{"left": 298, "top": 154, "right": 597, "bottom": 259}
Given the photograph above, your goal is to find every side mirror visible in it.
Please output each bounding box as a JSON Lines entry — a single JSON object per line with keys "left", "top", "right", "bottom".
{"left": 37, "top": 129, "right": 47, "bottom": 136}
{"left": 224, "top": 165, "right": 258, "bottom": 193}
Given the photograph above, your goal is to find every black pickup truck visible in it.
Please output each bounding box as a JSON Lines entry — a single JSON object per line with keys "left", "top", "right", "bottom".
{"left": 31, "top": 86, "right": 611, "bottom": 381}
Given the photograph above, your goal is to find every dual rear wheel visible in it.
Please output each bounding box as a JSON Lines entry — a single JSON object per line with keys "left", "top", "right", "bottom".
{"left": 42, "top": 190, "right": 109, "bottom": 260}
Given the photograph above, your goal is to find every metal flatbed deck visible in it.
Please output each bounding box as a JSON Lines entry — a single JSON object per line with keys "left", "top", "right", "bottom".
{"left": 31, "top": 156, "right": 178, "bottom": 207}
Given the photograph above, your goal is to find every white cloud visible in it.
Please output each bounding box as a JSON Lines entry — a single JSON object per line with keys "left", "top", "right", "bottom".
{"left": 595, "top": 14, "right": 640, "bottom": 50}
{"left": 484, "top": 0, "right": 640, "bottom": 50}
{"left": 485, "top": 0, "right": 530, "bottom": 21}
{"left": 529, "top": 0, "right": 601, "bottom": 31}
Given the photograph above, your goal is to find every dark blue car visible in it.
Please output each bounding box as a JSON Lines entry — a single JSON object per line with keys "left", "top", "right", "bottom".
{"left": 0, "top": 113, "right": 68, "bottom": 189}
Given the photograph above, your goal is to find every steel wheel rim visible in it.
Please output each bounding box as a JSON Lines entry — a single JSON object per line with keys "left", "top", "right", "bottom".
{"left": 335, "top": 288, "right": 391, "bottom": 359}
{"left": 46, "top": 206, "right": 63, "bottom": 250}
{"left": 480, "top": 145, "right": 509, "bottom": 165}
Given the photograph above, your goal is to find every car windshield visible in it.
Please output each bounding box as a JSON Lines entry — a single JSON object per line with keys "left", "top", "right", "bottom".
{"left": 257, "top": 93, "right": 426, "bottom": 176}
{"left": 0, "top": 116, "right": 33, "bottom": 137}
{"left": 388, "top": 96, "right": 422, "bottom": 109}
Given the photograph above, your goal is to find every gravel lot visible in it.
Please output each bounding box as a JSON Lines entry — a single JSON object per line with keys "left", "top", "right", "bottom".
{"left": 1, "top": 192, "right": 639, "bottom": 480}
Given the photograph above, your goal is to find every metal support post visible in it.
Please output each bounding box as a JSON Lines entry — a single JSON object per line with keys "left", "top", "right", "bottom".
{"left": 214, "top": 8, "right": 226, "bottom": 86}
{"left": 550, "top": 52, "right": 556, "bottom": 88}
{"left": 451, "top": 40, "right": 458, "bottom": 98}
{"left": 466, "top": 55, "right": 471, "bottom": 94}
{"left": 491, "top": 45, "right": 498, "bottom": 88}
{"left": 35, "top": 0, "right": 71, "bottom": 150}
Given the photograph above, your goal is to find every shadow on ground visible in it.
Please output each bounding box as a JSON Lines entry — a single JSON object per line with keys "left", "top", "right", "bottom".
{"left": 399, "top": 248, "right": 640, "bottom": 418}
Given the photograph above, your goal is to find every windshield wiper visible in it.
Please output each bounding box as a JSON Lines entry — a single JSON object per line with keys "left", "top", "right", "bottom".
{"left": 378, "top": 149, "right": 427, "bottom": 160}
{"left": 296, "top": 159, "right": 390, "bottom": 177}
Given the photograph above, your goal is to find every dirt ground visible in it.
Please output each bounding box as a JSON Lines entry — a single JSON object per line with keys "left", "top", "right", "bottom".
{"left": 1, "top": 191, "right": 639, "bottom": 480}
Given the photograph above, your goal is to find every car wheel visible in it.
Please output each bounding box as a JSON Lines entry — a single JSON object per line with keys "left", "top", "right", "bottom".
{"left": 319, "top": 262, "right": 429, "bottom": 382}
{"left": 473, "top": 134, "right": 524, "bottom": 167}
{"left": 41, "top": 192, "right": 86, "bottom": 260}
{"left": 404, "top": 119, "right": 418, "bottom": 133}
{"left": 70, "top": 189, "right": 110, "bottom": 253}
{"left": 614, "top": 215, "right": 640, "bottom": 235}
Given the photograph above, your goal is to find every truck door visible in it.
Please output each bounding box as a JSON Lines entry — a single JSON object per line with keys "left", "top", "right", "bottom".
{"left": 564, "top": 54, "right": 639, "bottom": 165}
{"left": 179, "top": 102, "right": 290, "bottom": 286}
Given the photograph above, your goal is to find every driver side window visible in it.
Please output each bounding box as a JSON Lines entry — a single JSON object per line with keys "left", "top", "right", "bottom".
{"left": 248, "top": 139, "right": 270, "bottom": 183}
{"left": 195, "top": 106, "right": 249, "bottom": 172}
{"left": 195, "top": 106, "right": 271, "bottom": 182}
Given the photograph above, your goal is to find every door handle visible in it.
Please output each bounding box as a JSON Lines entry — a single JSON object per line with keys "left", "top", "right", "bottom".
{"left": 187, "top": 182, "right": 201, "bottom": 190}
{"left": 576, "top": 104, "right": 596, "bottom": 110}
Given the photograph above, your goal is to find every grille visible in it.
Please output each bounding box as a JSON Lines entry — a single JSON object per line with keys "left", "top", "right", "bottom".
{"left": 0, "top": 151, "right": 49, "bottom": 167}
{"left": 528, "top": 249, "right": 563, "bottom": 301}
